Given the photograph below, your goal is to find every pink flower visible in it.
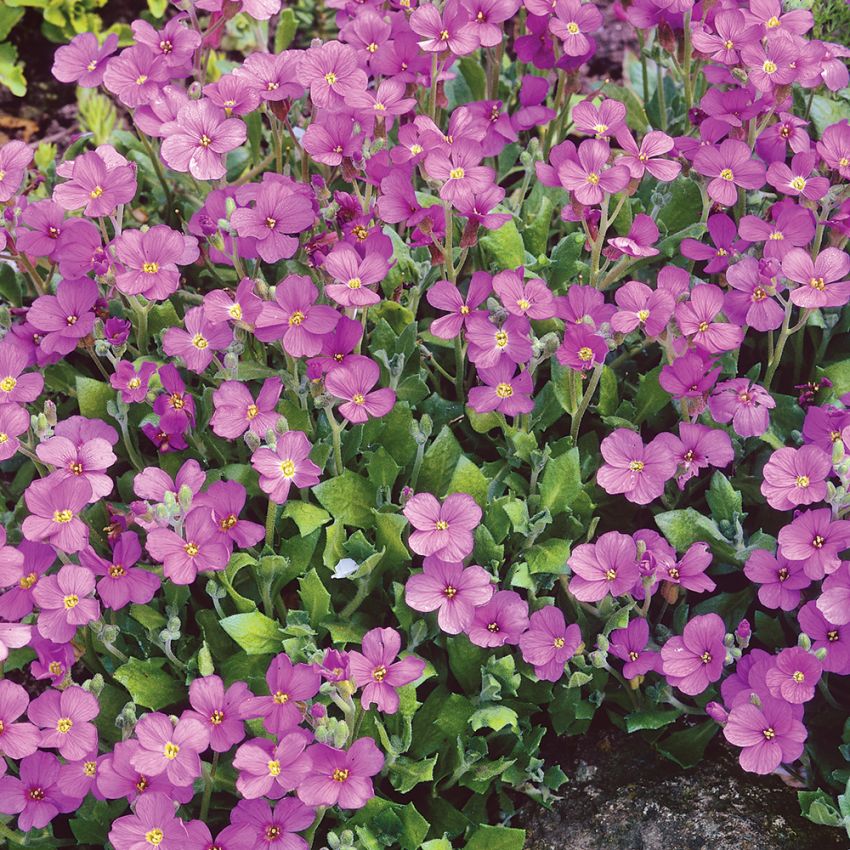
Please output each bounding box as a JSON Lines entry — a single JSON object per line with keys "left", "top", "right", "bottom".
{"left": 611, "top": 280, "right": 674, "bottom": 337}
{"left": 97, "top": 740, "right": 194, "bottom": 803}
{"left": 766, "top": 151, "right": 830, "bottom": 200}
{"left": 799, "top": 601, "right": 850, "bottom": 674}
{"left": 0, "top": 140, "right": 31, "bottom": 201}
{"left": 549, "top": 0, "right": 602, "bottom": 55}
{"left": 661, "top": 613, "right": 726, "bottom": 696}
{"left": 681, "top": 213, "right": 746, "bottom": 274}
{"left": 675, "top": 284, "right": 744, "bottom": 354}
{"left": 404, "top": 559, "right": 494, "bottom": 634}
{"left": 0, "top": 341, "right": 44, "bottom": 404}
{"left": 146, "top": 507, "right": 231, "bottom": 585}
{"left": 51, "top": 32, "right": 118, "bottom": 88}
{"left": 782, "top": 247, "right": 850, "bottom": 309}
{"left": 616, "top": 129, "right": 681, "bottom": 181}
{"left": 163, "top": 306, "right": 233, "bottom": 374}
{"left": 102, "top": 45, "right": 170, "bottom": 108}
{"left": 0, "top": 680, "right": 40, "bottom": 772}
{"left": 556, "top": 138, "right": 630, "bottom": 205}
{"left": 325, "top": 356, "right": 396, "bottom": 424}
{"left": 233, "top": 731, "right": 312, "bottom": 799}
{"left": 692, "top": 139, "right": 766, "bottom": 206}
{"left": 109, "top": 791, "right": 189, "bottom": 850}
{"left": 519, "top": 606, "right": 582, "bottom": 682}
{"left": 738, "top": 202, "right": 814, "bottom": 261}
{"left": 22, "top": 477, "right": 91, "bottom": 553}
{"left": 426, "top": 272, "right": 492, "bottom": 339}
{"left": 32, "top": 564, "right": 100, "bottom": 643}
{"left": 36, "top": 429, "right": 117, "bottom": 502}
{"left": 403, "top": 492, "right": 482, "bottom": 562}
{"left": 298, "top": 738, "right": 383, "bottom": 809}
{"left": 303, "top": 114, "right": 363, "bottom": 167}
{"left": 0, "top": 623, "right": 31, "bottom": 664}
{"left": 349, "top": 628, "right": 425, "bottom": 714}
{"left": 0, "top": 751, "right": 78, "bottom": 832}
{"left": 654, "top": 423, "right": 734, "bottom": 489}
{"left": 322, "top": 245, "right": 388, "bottom": 309}
{"left": 110, "top": 361, "right": 157, "bottom": 404}
{"left": 114, "top": 225, "right": 200, "bottom": 301}
{"left": 573, "top": 99, "right": 626, "bottom": 139}
{"left": 425, "top": 140, "right": 495, "bottom": 205}
{"left": 410, "top": 2, "right": 479, "bottom": 55}
{"left": 777, "top": 508, "right": 850, "bottom": 579}
{"left": 744, "top": 549, "right": 810, "bottom": 610}
{"left": 210, "top": 378, "right": 283, "bottom": 440}
{"left": 0, "top": 403, "right": 29, "bottom": 461}
{"left": 196, "top": 481, "right": 264, "bottom": 550}
{"left": 819, "top": 567, "right": 850, "bottom": 626}
{"left": 160, "top": 99, "right": 247, "bottom": 181}
{"left": 468, "top": 360, "right": 534, "bottom": 417}
{"left": 764, "top": 647, "right": 821, "bottom": 704}
{"left": 131, "top": 713, "right": 209, "bottom": 787}
{"left": 183, "top": 675, "right": 256, "bottom": 754}
{"left": 467, "top": 590, "right": 529, "bottom": 647}
{"left": 204, "top": 278, "right": 263, "bottom": 327}
{"left": 254, "top": 653, "right": 321, "bottom": 736}
{"left": 709, "top": 378, "right": 775, "bottom": 438}
{"left": 610, "top": 618, "right": 661, "bottom": 680}
{"left": 596, "top": 429, "right": 677, "bottom": 505}
{"left": 723, "top": 257, "right": 784, "bottom": 332}
{"left": 690, "top": 10, "right": 760, "bottom": 64}
{"left": 27, "top": 277, "right": 98, "bottom": 357}
{"left": 300, "top": 41, "right": 368, "bottom": 109}
{"left": 79, "top": 531, "right": 160, "bottom": 610}
{"left": 568, "top": 531, "right": 639, "bottom": 602}
{"left": 53, "top": 150, "right": 136, "bottom": 217}
{"left": 723, "top": 699, "right": 807, "bottom": 775}
{"left": 760, "top": 444, "right": 831, "bottom": 511}
{"left": 466, "top": 314, "right": 533, "bottom": 368}
{"left": 225, "top": 798, "right": 315, "bottom": 850}
{"left": 251, "top": 431, "right": 321, "bottom": 505}
{"left": 28, "top": 686, "right": 98, "bottom": 762}
{"left": 492, "top": 268, "right": 556, "bottom": 319}
{"left": 306, "top": 317, "right": 363, "bottom": 379}
{"left": 605, "top": 214, "right": 661, "bottom": 260}
{"left": 817, "top": 120, "right": 850, "bottom": 180}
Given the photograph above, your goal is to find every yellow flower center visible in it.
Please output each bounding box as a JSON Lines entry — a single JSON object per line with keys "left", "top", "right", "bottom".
{"left": 578, "top": 346, "right": 594, "bottom": 361}
{"left": 289, "top": 310, "right": 305, "bottom": 325}
{"left": 796, "top": 475, "right": 810, "bottom": 488}
{"left": 0, "top": 376, "right": 16, "bottom": 392}
{"left": 809, "top": 277, "right": 826, "bottom": 291}
{"left": 109, "top": 564, "right": 125, "bottom": 578}
{"left": 637, "top": 309, "right": 650, "bottom": 322}
{"left": 517, "top": 298, "right": 530, "bottom": 311}
{"left": 56, "top": 717, "right": 73, "bottom": 733}
{"left": 766, "top": 15, "right": 780, "bottom": 27}
{"left": 146, "top": 828, "right": 164, "bottom": 846}
{"left": 605, "top": 568, "right": 617, "bottom": 581}
{"left": 86, "top": 60, "right": 97, "bottom": 72}
{"left": 768, "top": 231, "right": 783, "bottom": 240}
{"left": 700, "top": 651, "right": 712, "bottom": 664}
{"left": 199, "top": 134, "right": 212, "bottom": 147}
{"left": 724, "top": 39, "right": 734, "bottom": 49}
{"left": 19, "top": 572, "right": 37, "bottom": 589}
{"left": 210, "top": 709, "right": 225, "bottom": 725}
{"left": 279, "top": 459, "right": 296, "bottom": 477}
{"left": 128, "top": 377, "right": 141, "bottom": 389}
{"left": 586, "top": 172, "right": 600, "bottom": 185}
{"left": 444, "top": 584, "right": 457, "bottom": 598}
{"left": 719, "top": 168, "right": 734, "bottom": 181}
{"left": 333, "top": 768, "right": 350, "bottom": 782}
{"left": 792, "top": 670, "right": 805, "bottom": 683}
{"left": 90, "top": 186, "right": 104, "bottom": 199}
{"left": 136, "top": 75, "right": 148, "bottom": 85}
{"left": 229, "top": 303, "right": 243, "bottom": 320}
{"left": 192, "top": 333, "right": 209, "bottom": 349}
{"left": 268, "top": 760, "right": 281, "bottom": 776}
{"left": 185, "top": 542, "right": 199, "bottom": 557}
{"left": 64, "top": 594, "right": 79, "bottom": 609}
{"left": 629, "top": 460, "right": 644, "bottom": 472}
{"left": 367, "top": 42, "right": 378, "bottom": 53}
{"left": 324, "top": 72, "right": 338, "bottom": 85}
{"left": 449, "top": 167, "right": 465, "bottom": 180}
{"left": 246, "top": 403, "right": 259, "bottom": 420}
{"left": 566, "top": 21, "right": 580, "bottom": 33}
{"left": 0, "top": 433, "right": 7, "bottom": 444}
{"left": 54, "top": 509, "right": 74, "bottom": 524}
{"left": 352, "top": 392, "right": 366, "bottom": 404}
{"left": 273, "top": 691, "right": 289, "bottom": 704}
{"left": 495, "top": 330, "right": 508, "bottom": 348}
{"left": 553, "top": 637, "right": 565, "bottom": 648}
{"left": 143, "top": 262, "right": 159, "bottom": 274}
{"left": 372, "top": 665, "right": 388, "bottom": 682}
{"left": 762, "top": 60, "right": 777, "bottom": 74}
{"left": 83, "top": 761, "right": 97, "bottom": 776}
{"left": 347, "top": 278, "right": 362, "bottom": 289}
{"left": 266, "top": 217, "right": 277, "bottom": 230}
{"left": 698, "top": 320, "right": 710, "bottom": 333}
{"left": 762, "top": 727, "right": 775, "bottom": 740}
{"left": 790, "top": 176, "right": 806, "bottom": 191}
{"left": 435, "top": 520, "right": 449, "bottom": 530}
{"left": 495, "top": 382, "right": 513, "bottom": 399}
{"left": 163, "top": 742, "right": 180, "bottom": 760}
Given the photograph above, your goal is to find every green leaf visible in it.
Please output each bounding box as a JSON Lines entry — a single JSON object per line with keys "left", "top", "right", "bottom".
{"left": 598, "top": 365, "right": 619, "bottom": 416}
{"left": 0, "top": 43, "right": 26, "bottom": 97}
{"left": 525, "top": 538, "right": 570, "bottom": 574}
{"left": 547, "top": 231, "right": 586, "bottom": 289}
{"left": 655, "top": 508, "right": 739, "bottom": 562}
{"left": 469, "top": 704, "right": 519, "bottom": 732}
{"left": 0, "top": 6, "right": 24, "bottom": 40}
{"left": 658, "top": 177, "right": 703, "bottom": 231}
{"left": 418, "top": 425, "right": 463, "bottom": 496}
{"left": 76, "top": 375, "right": 115, "bottom": 420}
{"left": 299, "top": 568, "right": 332, "bottom": 626}
{"left": 389, "top": 754, "right": 438, "bottom": 793}
{"left": 602, "top": 83, "right": 650, "bottom": 132}
{"left": 625, "top": 708, "right": 681, "bottom": 732}
{"left": 465, "top": 825, "right": 526, "bottom": 850}
{"left": 633, "top": 365, "right": 668, "bottom": 424}
{"left": 447, "top": 455, "right": 489, "bottom": 507}
{"left": 654, "top": 720, "right": 717, "bottom": 769}
{"left": 129, "top": 603, "right": 167, "bottom": 632}
{"left": 313, "top": 470, "right": 377, "bottom": 528}
{"left": 539, "top": 448, "right": 582, "bottom": 514}
{"left": 799, "top": 789, "right": 844, "bottom": 827}
{"left": 274, "top": 7, "right": 297, "bottom": 51}
{"left": 219, "top": 611, "right": 282, "bottom": 654}
{"left": 282, "top": 502, "right": 331, "bottom": 536}
{"left": 113, "top": 657, "right": 183, "bottom": 710}
{"left": 706, "top": 471, "right": 743, "bottom": 526}
{"left": 458, "top": 56, "right": 487, "bottom": 100}
{"left": 148, "top": 301, "right": 181, "bottom": 338}
{"left": 479, "top": 215, "right": 524, "bottom": 268}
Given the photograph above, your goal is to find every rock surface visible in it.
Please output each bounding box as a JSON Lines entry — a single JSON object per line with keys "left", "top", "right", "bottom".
{"left": 519, "top": 726, "right": 847, "bottom": 850}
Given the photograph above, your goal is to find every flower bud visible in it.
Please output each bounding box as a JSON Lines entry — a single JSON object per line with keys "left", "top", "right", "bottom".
{"left": 705, "top": 701, "right": 728, "bottom": 725}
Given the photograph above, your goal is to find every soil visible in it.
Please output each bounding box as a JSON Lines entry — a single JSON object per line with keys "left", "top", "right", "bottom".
{"left": 518, "top": 724, "right": 849, "bottom": 850}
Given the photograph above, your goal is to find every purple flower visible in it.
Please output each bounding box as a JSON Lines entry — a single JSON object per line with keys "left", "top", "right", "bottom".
{"left": 654, "top": 423, "right": 734, "bottom": 489}
{"left": 230, "top": 181, "right": 316, "bottom": 263}
{"left": 131, "top": 16, "right": 200, "bottom": 73}
{"left": 110, "top": 361, "right": 157, "bottom": 404}
{"left": 323, "top": 245, "right": 387, "bottom": 308}
{"left": 661, "top": 613, "right": 726, "bottom": 696}
{"left": 0, "top": 680, "right": 40, "bottom": 772}
{"left": 131, "top": 713, "right": 209, "bottom": 787}
{"left": 596, "top": 429, "right": 677, "bottom": 506}
{"left": 23, "top": 477, "right": 91, "bottom": 554}
{"left": 611, "top": 280, "right": 674, "bottom": 337}
{"left": 184, "top": 675, "right": 256, "bottom": 753}
{"left": 0, "top": 751, "right": 78, "bottom": 832}
{"left": 777, "top": 509, "right": 850, "bottom": 579}
{"left": 468, "top": 360, "right": 535, "bottom": 417}
{"left": 255, "top": 653, "right": 321, "bottom": 736}
{"left": 145, "top": 507, "right": 231, "bottom": 585}
{"left": 0, "top": 140, "right": 31, "bottom": 201}
{"left": 210, "top": 378, "right": 283, "bottom": 440}
{"left": 0, "top": 341, "right": 44, "bottom": 404}
{"left": 492, "top": 268, "right": 556, "bottom": 319}
{"left": 403, "top": 492, "right": 482, "bottom": 562}
{"left": 28, "top": 685, "right": 98, "bottom": 762}
{"left": 693, "top": 139, "right": 766, "bottom": 206}
{"left": 27, "top": 277, "right": 98, "bottom": 357}
{"left": 782, "top": 247, "right": 850, "bottom": 309}
{"left": 225, "top": 797, "right": 315, "bottom": 850}
{"left": 349, "top": 627, "right": 426, "bottom": 714}
{"left": 32, "top": 563, "right": 99, "bottom": 643}
{"left": 97, "top": 740, "right": 193, "bottom": 803}
{"left": 744, "top": 549, "right": 811, "bottom": 611}
{"left": 303, "top": 114, "right": 363, "bottom": 167}
{"left": 108, "top": 791, "right": 189, "bottom": 850}
{"left": 557, "top": 138, "right": 630, "bottom": 205}
{"left": 233, "top": 731, "right": 312, "bottom": 799}
{"left": 251, "top": 432, "right": 321, "bottom": 505}
{"left": 616, "top": 129, "right": 681, "bottom": 181}
{"left": 298, "top": 738, "right": 383, "bottom": 809}
{"left": 760, "top": 445, "right": 831, "bottom": 511}
{"left": 675, "top": 284, "right": 743, "bottom": 354}
{"left": 799, "top": 601, "right": 850, "bottom": 674}
{"left": 300, "top": 41, "right": 368, "bottom": 109}
{"left": 549, "top": 0, "right": 602, "bottom": 55}
{"left": 325, "top": 356, "right": 396, "bottom": 424}
{"left": 0, "top": 623, "right": 31, "bottom": 664}
{"left": 405, "top": 559, "right": 494, "bottom": 634}
{"left": 610, "top": 618, "right": 661, "bottom": 680}
{"left": 681, "top": 213, "right": 745, "bottom": 274}
{"left": 568, "top": 531, "right": 639, "bottom": 602}
{"left": 163, "top": 306, "right": 233, "bottom": 374}
{"left": 51, "top": 32, "right": 118, "bottom": 87}
{"left": 467, "top": 590, "right": 530, "bottom": 647}
{"left": 79, "top": 531, "right": 160, "bottom": 610}
{"left": 519, "top": 606, "right": 582, "bottom": 682}
{"left": 160, "top": 99, "right": 247, "bottom": 181}
{"left": 709, "top": 379, "right": 775, "bottom": 438}
{"left": 410, "top": 2, "right": 479, "bottom": 55}
{"left": 102, "top": 45, "right": 170, "bottom": 108}
{"left": 53, "top": 150, "right": 136, "bottom": 217}
{"left": 195, "top": 481, "right": 265, "bottom": 549}
{"left": 426, "top": 140, "right": 495, "bottom": 205}
{"left": 36, "top": 429, "right": 117, "bottom": 502}
{"left": 723, "top": 257, "right": 785, "bottom": 332}
{"left": 0, "top": 403, "right": 29, "bottom": 461}
{"left": 764, "top": 647, "right": 821, "bottom": 704}
{"left": 114, "top": 225, "right": 200, "bottom": 301}
{"left": 573, "top": 99, "right": 626, "bottom": 140}
{"left": 723, "top": 699, "right": 807, "bottom": 775}
{"left": 427, "top": 273, "right": 492, "bottom": 339}
{"left": 766, "top": 151, "right": 830, "bottom": 200}
{"left": 29, "top": 637, "right": 74, "bottom": 687}
{"left": 466, "top": 314, "right": 533, "bottom": 368}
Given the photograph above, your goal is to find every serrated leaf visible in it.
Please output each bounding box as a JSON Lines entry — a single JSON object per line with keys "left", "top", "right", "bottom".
{"left": 539, "top": 448, "right": 582, "bottom": 514}
{"left": 219, "top": 611, "right": 282, "bottom": 654}
{"left": 313, "top": 470, "right": 377, "bottom": 528}
{"left": 113, "top": 657, "right": 183, "bottom": 710}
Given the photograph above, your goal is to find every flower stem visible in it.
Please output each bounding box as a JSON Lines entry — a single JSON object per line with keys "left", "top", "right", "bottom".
{"left": 200, "top": 751, "right": 219, "bottom": 822}
{"left": 265, "top": 499, "right": 278, "bottom": 549}
{"left": 570, "top": 362, "right": 603, "bottom": 442}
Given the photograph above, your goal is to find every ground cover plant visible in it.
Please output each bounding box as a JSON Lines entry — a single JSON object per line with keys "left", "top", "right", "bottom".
{"left": 1, "top": 0, "right": 850, "bottom": 846}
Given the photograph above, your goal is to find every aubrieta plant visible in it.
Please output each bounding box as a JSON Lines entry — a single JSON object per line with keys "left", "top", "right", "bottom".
{"left": 1, "top": 0, "right": 850, "bottom": 845}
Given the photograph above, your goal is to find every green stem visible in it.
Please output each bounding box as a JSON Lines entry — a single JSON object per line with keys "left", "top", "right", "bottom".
{"left": 656, "top": 61, "right": 667, "bottom": 131}
{"left": 429, "top": 53, "right": 439, "bottom": 120}
{"left": 134, "top": 122, "right": 174, "bottom": 218}
{"left": 265, "top": 499, "right": 278, "bottom": 549}
{"left": 454, "top": 335, "right": 465, "bottom": 404}
{"left": 200, "top": 752, "right": 219, "bottom": 822}
{"left": 682, "top": 10, "right": 693, "bottom": 110}
{"left": 570, "top": 362, "right": 603, "bottom": 442}
{"left": 326, "top": 407, "right": 345, "bottom": 475}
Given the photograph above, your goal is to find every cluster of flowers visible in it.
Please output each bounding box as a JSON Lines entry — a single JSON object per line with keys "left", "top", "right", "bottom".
{"left": 0, "top": 0, "right": 847, "bottom": 839}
